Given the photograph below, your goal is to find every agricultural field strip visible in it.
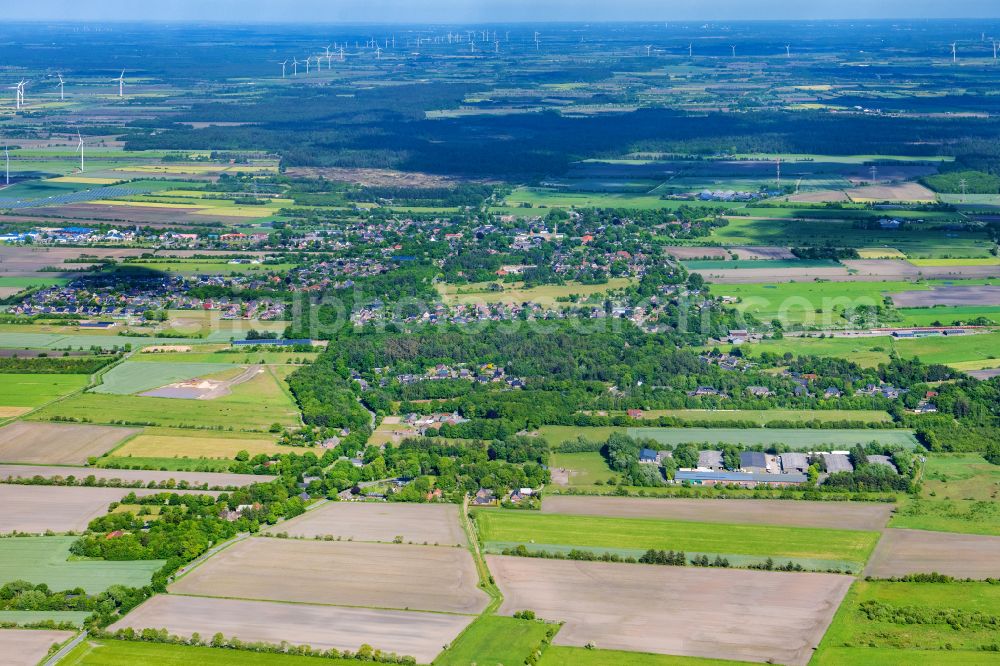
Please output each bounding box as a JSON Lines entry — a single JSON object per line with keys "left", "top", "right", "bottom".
{"left": 864, "top": 528, "right": 1000, "bottom": 579}
{"left": 488, "top": 555, "right": 852, "bottom": 666}
{"left": 92, "top": 361, "right": 245, "bottom": 395}
{"left": 108, "top": 594, "right": 472, "bottom": 664}
{"left": 0, "top": 484, "right": 222, "bottom": 534}
{"left": 0, "top": 422, "right": 140, "bottom": 466}
{"left": 169, "top": 537, "right": 489, "bottom": 614}
{"left": 624, "top": 427, "right": 918, "bottom": 448}
{"left": 0, "top": 629, "right": 77, "bottom": 666}
{"left": 541, "top": 496, "right": 894, "bottom": 531}
{"left": 474, "top": 510, "right": 879, "bottom": 564}
{"left": 0, "top": 464, "right": 271, "bottom": 488}
{"left": 265, "top": 502, "right": 467, "bottom": 546}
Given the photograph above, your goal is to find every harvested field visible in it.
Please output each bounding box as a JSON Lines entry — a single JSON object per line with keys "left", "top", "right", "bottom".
{"left": 864, "top": 529, "right": 1000, "bottom": 579}
{"left": 691, "top": 265, "right": 850, "bottom": 283}
{"left": 665, "top": 246, "right": 728, "bottom": 260}
{"left": 968, "top": 367, "right": 1000, "bottom": 380}
{"left": 109, "top": 595, "right": 471, "bottom": 664}
{"left": 0, "top": 464, "right": 270, "bottom": 489}
{"left": 889, "top": 285, "right": 1000, "bottom": 307}
{"left": 0, "top": 407, "right": 30, "bottom": 418}
{"left": 0, "top": 484, "right": 210, "bottom": 534}
{"left": 542, "top": 496, "right": 893, "bottom": 531}
{"left": 1, "top": 629, "right": 75, "bottom": 666}
{"left": 112, "top": 432, "right": 284, "bottom": 459}
{"left": 488, "top": 555, "right": 852, "bottom": 666}
{"left": 0, "top": 422, "right": 138, "bottom": 465}
{"left": 170, "top": 538, "right": 488, "bottom": 614}
{"left": 845, "top": 182, "right": 937, "bottom": 203}
{"left": 267, "top": 502, "right": 466, "bottom": 546}
{"left": 284, "top": 166, "right": 469, "bottom": 187}
{"left": 842, "top": 259, "right": 1000, "bottom": 280}
{"left": 729, "top": 246, "right": 796, "bottom": 260}
{"left": 0, "top": 246, "right": 147, "bottom": 275}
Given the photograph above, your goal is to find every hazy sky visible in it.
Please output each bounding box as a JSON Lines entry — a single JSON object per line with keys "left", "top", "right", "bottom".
{"left": 7, "top": 0, "right": 1000, "bottom": 22}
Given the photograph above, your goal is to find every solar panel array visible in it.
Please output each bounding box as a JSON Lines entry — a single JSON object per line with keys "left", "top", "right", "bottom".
{"left": 0, "top": 184, "right": 156, "bottom": 210}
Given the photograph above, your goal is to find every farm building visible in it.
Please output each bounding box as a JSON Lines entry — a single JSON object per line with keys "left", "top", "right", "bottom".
{"left": 675, "top": 470, "right": 808, "bottom": 487}
{"left": 822, "top": 453, "right": 854, "bottom": 473}
{"left": 698, "top": 450, "right": 724, "bottom": 470}
{"left": 639, "top": 448, "right": 659, "bottom": 464}
{"left": 780, "top": 452, "right": 810, "bottom": 473}
{"left": 739, "top": 451, "right": 768, "bottom": 473}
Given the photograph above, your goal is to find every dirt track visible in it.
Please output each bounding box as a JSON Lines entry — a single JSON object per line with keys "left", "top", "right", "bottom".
{"left": 864, "top": 529, "right": 1000, "bottom": 579}
{"left": 170, "top": 538, "right": 489, "bottom": 614}
{"left": 109, "top": 595, "right": 470, "bottom": 664}
{"left": 266, "top": 502, "right": 466, "bottom": 546}
{"left": 0, "top": 422, "right": 139, "bottom": 465}
{"left": 1, "top": 629, "right": 75, "bottom": 666}
{"left": 488, "top": 555, "right": 852, "bottom": 666}
{"left": 542, "top": 496, "right": 893, "bottom": 531}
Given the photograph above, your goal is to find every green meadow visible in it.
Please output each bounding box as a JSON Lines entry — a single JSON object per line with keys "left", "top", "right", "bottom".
{"left": 61, "top": 640, "right": 368, "bottom": 666}
{"left": 540, "top": 647, "right": 747, "bottom": 666}
{"left": 435, "top": 616, "right": 553, "bottom": 666}
{"left": 474, "top": 510, "right": 879, "bottom": 564}
{"left": 0, "top": 537, "right": 163, "bottom": 593}
{"left": 0, "top": 373, "right": 89, "bottom": 408}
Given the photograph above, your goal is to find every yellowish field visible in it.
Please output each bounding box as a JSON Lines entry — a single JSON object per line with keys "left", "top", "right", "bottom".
{"left": 437, "top": 277, "right": 633, "bottom": 307}
{"left": 112, "top": 430, "right": 284, "bottom": 459}
{"left": 91, "top": 199, "right": 199, "bottom": 209}
{"left": 190, "top": 206, "right": 275, "bottom": 218}
{"left": 0, "top": 407, "right": 30, "bottom": 418}
{"left": 908, "top": 257, "right": 1000, "bottom": 267}
{"left": 857, "top": 247, "right": 906, "bottom": 259}
{"left": 47, "top": 176, "right": 121, "bottom": 185}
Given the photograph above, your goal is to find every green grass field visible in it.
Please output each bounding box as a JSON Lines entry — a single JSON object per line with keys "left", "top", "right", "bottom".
{"left": 0, "top": 332, "right": 209, "bottom": 350}
{"left": 474, "top": 510, "right": 879, "bottom": 565}
{"left": 625, "top": 427, "right": 918, "bottom": 449}
{"left": 30, "top": 368, "right": 300, "bottom": 431}
{"left": 61, "top": 640, "right": 369, "bottom": 666}
{"left": 0, "top": 610, "right": 90, "bottom": 626}
{"left": 598, "top": 409, "right": 893, "bottom": 425}
{"left": 812, "top": 580, "right": 1000, "bottom": 664}
{"left": 434, "top": 615, "right": 553, "bottom": 666}
{"left": 0, "top": 276, "right": 71, "bottom": 288}
{"left": 92, "top": 362, "right": 243, "bottom": 395}
{"left": 896, "top": 306, "right": 1000, "bottom": 327}
{"left": 0, "top": 373, "right": 89, "bottom": 408}
{"left": 539, "top": 647, "right": 747, "bottom": 666}
{"left": 136, "top": 351, "right": 317, "bottom": 365}
{"left": 0, "top": 537, "right": 163, "bottom": 593}
{"left": 550, "top": 451, "right": 619, "bottom": 486}
{"left": 888, "top": 453, "right": 1000, "bottom": 535}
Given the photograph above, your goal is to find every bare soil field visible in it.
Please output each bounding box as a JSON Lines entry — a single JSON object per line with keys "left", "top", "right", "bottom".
{"left": 691, "top": 265, "right": 851, "bottom": 283}
{"left": 968, "top": 368, "right": 1000, "bottom": 380}
{"left": 1, "top": 628, "right": 75, "bottom": 666}
{"left": 266, "top": 502, "right": 466, "bottom": 546}
{"left": 170, "top": 538, "right": 488, "bottom": 614}
{"left": 842, "top": 260, "right": 1000, "bottom": 280}
{"left": 0, "top": 464, "right": 270, "bottom": 488}
{"left": 729, "top": 246, "right": 796, "bottom": 260}
{"left": 542, "top": 496, "right": 893, "bottom": 531}
{"left": 845, "top": 182, "right": 938, "bottom": 203}
{"left": 0, "top": 484, "right": 216, "bottom": 534}
{"left": 0, "top": 422, "right": 139, "bottom": 465}
{"left": 0, "top": 246, "right": 147, "bottom": 275}
{"left": 890, "top": 285, "right": 1000, "bottom": 307}
{"left": 665, "top": 246, "right": 728, "bottom": 260}
{"left": 108, "top": 594, "right": 469, "bottom": 664}
{"left": 843, "top": 164, "right": 938, "bottom": 183}
{"left": 488, "top": 555, "right": 851, "bottom": 666}
{"left": 864, "top": 529, "right": 1000, "bottom": 579}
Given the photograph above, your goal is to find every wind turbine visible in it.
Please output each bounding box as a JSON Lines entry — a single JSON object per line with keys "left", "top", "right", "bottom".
{"left": 116, "top": 70, "right": 125, "bottom": 98}
{"left": 304, "top": 56, "right": 311, "bottom": 74}
{"left": 645, "top": 45, "right": 652, "bottom": 56}
{"left": 951, "top": 42, "right": 957, "bottom": 63}
{"left": 731, "top": 45, "right": 736, "bottom": 57}
{"left": 993, "top": 40, "right": 998, "bottom": 62}
{"left": 785, "top": 44, "right": 791, "bottom": 58}
{"left": 292, "top": 57, "right": 299, "bottom": 76}
{"left": 375, "top": 45, "right": 382, "bottom": 60}
{"left": 324, "top": 46, "right": 333, "bottom": 68}
{"left": 280, "top": 60, "right": 288, "bottom": 78}
{"left": 10, "top": 81, "right": 24, "bottom": 111}
{"left": 339, "top": 46, "right": 345, "bottom": 62}
{"left": 76, "top": 132, "right": 85, "bottom": 173}
{"left": 688, "top": 43, "right": 693, "bottom": 57}
{"left": 534, "top": 31, "right": 540, "bottom": 51}
{"left": 56, "top": 73, "right": 65, "bottom": 101}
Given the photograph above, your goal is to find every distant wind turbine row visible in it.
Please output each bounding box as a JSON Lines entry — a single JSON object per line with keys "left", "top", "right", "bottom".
{"left": 6, "top": 71, "right": 129, "bottom": 112}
